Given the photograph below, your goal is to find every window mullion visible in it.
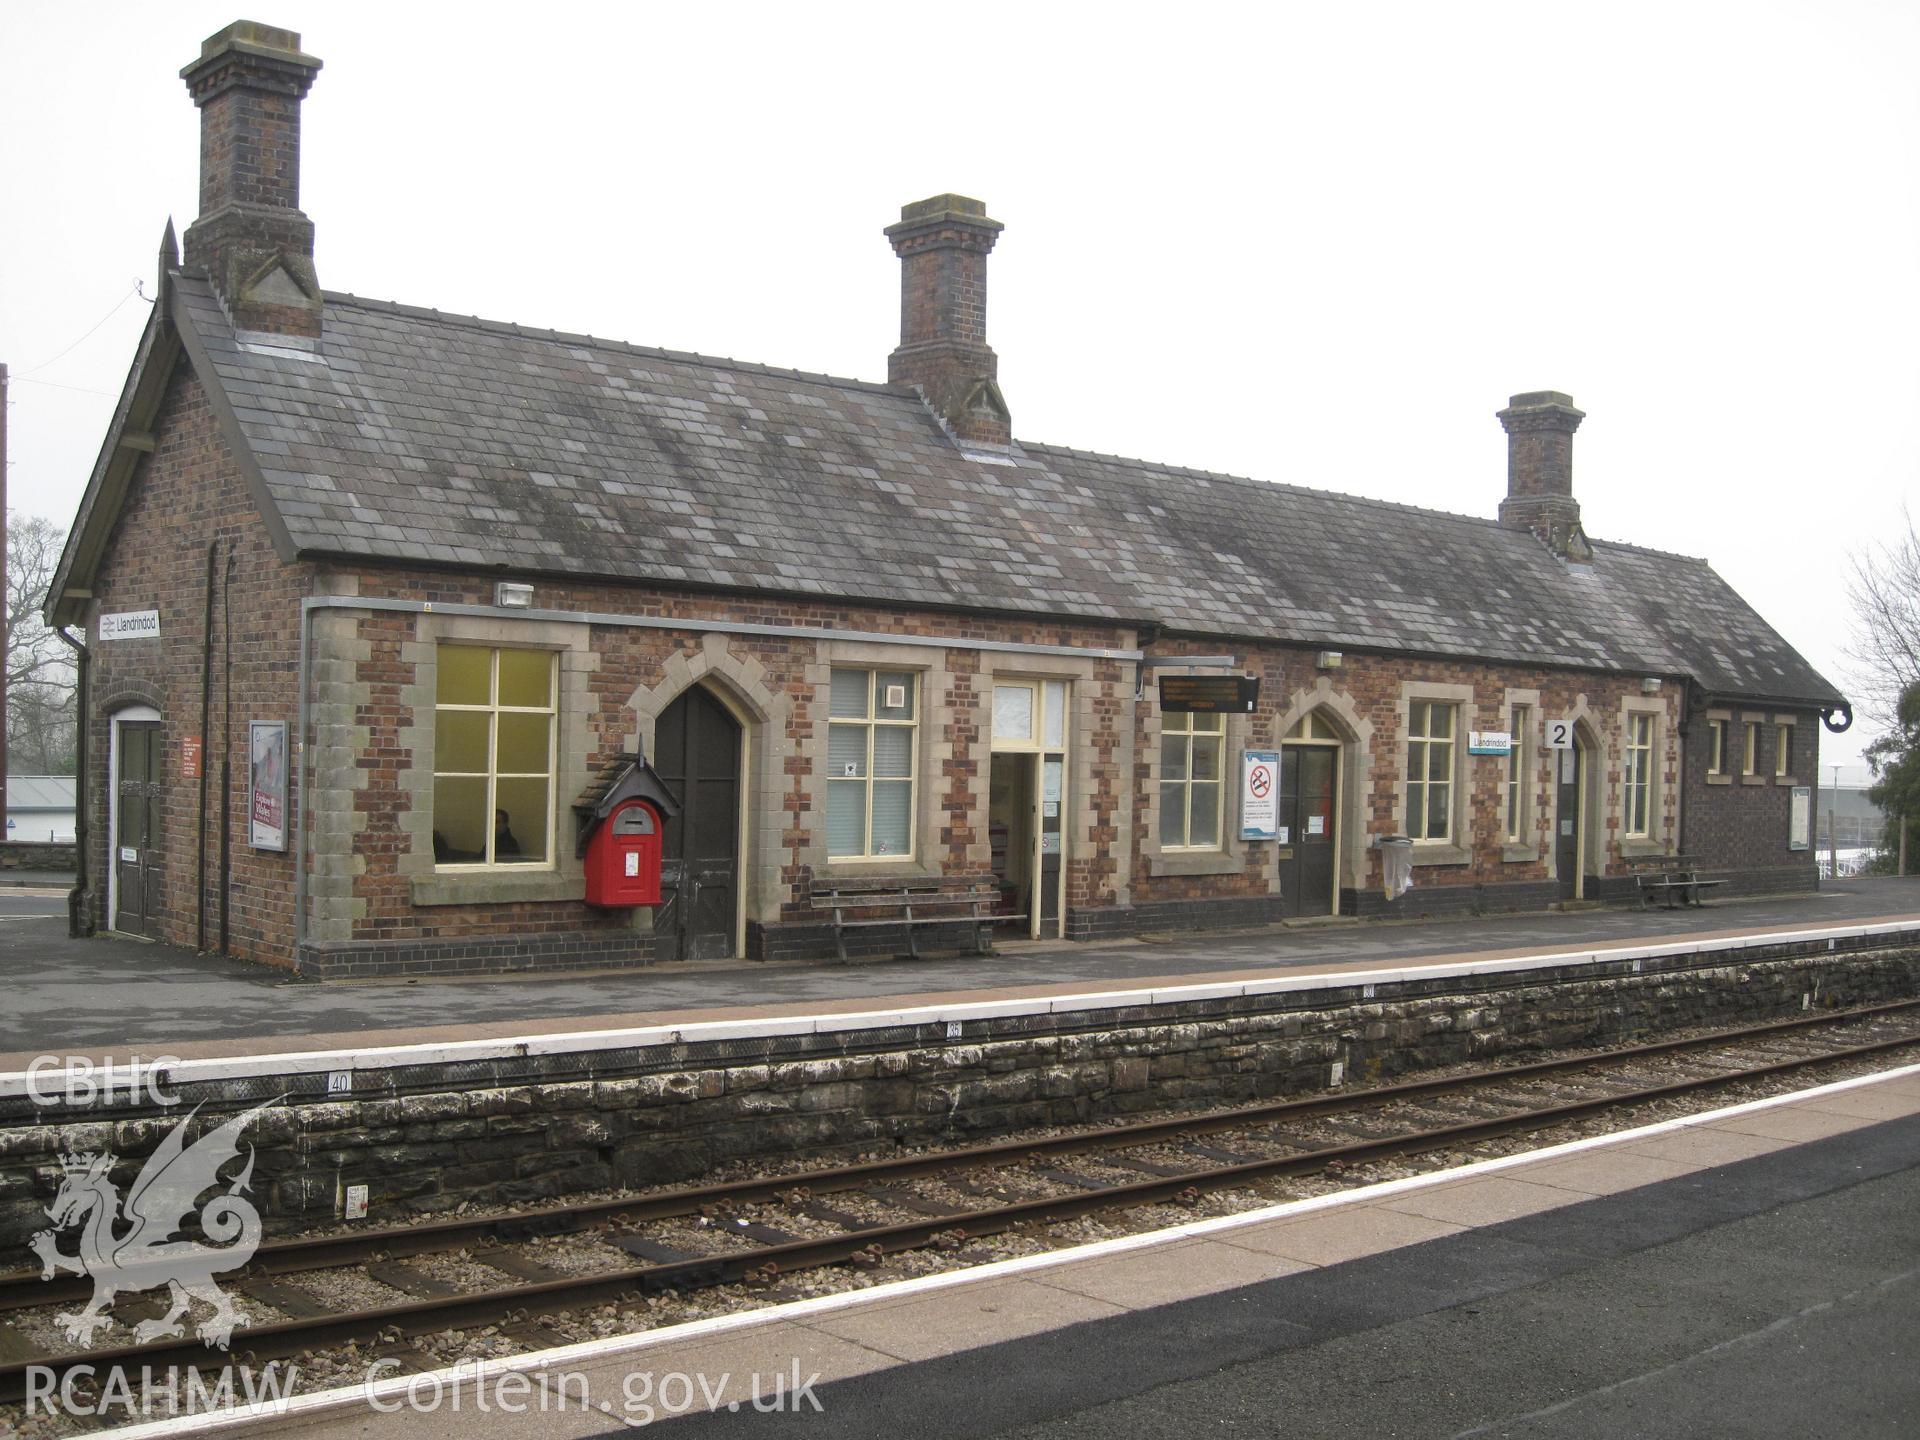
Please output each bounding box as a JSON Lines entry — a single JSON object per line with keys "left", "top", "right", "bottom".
{"left": 485, "top": 651, "right": 500, "bottom": 864}
{"left": 864, "top": 719, "right": 876, "bottom": 858}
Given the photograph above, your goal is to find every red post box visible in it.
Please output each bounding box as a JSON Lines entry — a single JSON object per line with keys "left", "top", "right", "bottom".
{"left": 585, "top": 798, "right": 664, "bottom": 907}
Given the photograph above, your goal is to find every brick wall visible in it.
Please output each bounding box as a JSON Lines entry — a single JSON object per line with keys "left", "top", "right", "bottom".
{"left": 1680, "top": 702, "right": 1822, "bottom": 894}
{"left": 80, "top": 367, "right": 313, "bottom": 964}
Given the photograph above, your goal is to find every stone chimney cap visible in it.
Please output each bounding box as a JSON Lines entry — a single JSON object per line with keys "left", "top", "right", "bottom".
{"left": 181, "top": 20, "right": 322, "bottom": 83}
{"left": 885, "top": 194, "right": 1003, "bottom": 245}
{"left": 1499, "top": 391, "right": 1584, "bottom": 417}
{"left": 1497, "top": 391, "right": 1585, "bottom": 434}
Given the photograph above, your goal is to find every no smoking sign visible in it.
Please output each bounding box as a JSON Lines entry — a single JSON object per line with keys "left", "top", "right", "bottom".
{"left": 1241, "top": 749, "right": 1280, "bottom": 841}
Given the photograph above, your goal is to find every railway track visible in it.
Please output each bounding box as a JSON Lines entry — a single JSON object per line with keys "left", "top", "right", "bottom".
{"left": 5, "top": 996, "right": 1920, "bottom": 1401}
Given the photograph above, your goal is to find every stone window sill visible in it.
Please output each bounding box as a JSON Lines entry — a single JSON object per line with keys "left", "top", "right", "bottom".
{"left": 412, "top": 871, "right": 584, "bottom": 907}
{"left": 1410, "top": 843, "right": 1471, "bottom": 868}
{"left": 1706, "top": 773, "right": 1732, "bottom": 786}
{"left": 819, "top": 858, "right": 946, "bottom": 882}
{"left": 1618, "top": 838, "right": 1667, "bottom": 859}
{"left": 1774, "top": 775, "right": 1799, "bottom": 786}
{"left": 1500, "top": 843, "right": 1538, "bottom": 864}
{"left": 1740, "top": 774, "right": 1768, "bottom": 787}
{"left": 1148, "top": 848, "right": 1243, "bottom": 878}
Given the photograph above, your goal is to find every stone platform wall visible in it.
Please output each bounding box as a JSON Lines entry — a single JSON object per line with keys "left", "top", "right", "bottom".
{"left": 3, "top": 933, "right": 1916, "bottom": 1251}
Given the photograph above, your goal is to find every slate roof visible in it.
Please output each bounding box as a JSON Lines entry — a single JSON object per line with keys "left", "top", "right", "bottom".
{"left": 160, "top": 274, "right": 1839, "bottom": 706}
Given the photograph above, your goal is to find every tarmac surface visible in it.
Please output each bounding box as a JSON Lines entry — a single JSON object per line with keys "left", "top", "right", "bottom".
{"left": 2, "top": 877, "right": 1917, "bottom": 1055}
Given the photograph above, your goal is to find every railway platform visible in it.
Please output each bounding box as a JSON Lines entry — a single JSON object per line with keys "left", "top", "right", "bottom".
{"left": 2, "top": 876, "right": 1916, "bottom": 1066}
{"left": 96, "top": 1056, "right": 1920, "bottom": 1438}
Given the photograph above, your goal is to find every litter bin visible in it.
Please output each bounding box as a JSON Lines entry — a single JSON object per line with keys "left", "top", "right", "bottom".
{"left": 1379, "top": 835, "right": 1414, "bottom": 901}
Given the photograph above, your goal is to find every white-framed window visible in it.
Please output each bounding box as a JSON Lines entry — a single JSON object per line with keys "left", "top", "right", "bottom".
{"left": 1406, "top": 700, "right": 1456, "bottom": 842}
{"left": 1159, "top": 710, "right": 1224, "bottom": 850}
{"left": 1743, "top": 721, "right": 1761, "bottom": 777}
{"left": 1624, "top": 711, "right": 1655, "bottom": 837}
{"left": 827, "top": 668, "right": 917, "bottom": 859}
{"left": 992, "top": 679, "right": 1068, "bottom": 751}
{"left": 432, "top": 645, "right": 557, "bottom": 867}
{"left": 1775, "top": 722, "right": 1793, "bottom": 777}
{"left": 1505, "top": 705, "right": 1531, "bottom": 844}
{"left": 1707, "top": 718, "right": 1728, "bottom": 776}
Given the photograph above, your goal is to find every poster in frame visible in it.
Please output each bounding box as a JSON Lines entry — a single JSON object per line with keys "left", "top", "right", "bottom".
{"left": 250, "top": 720, "right": 289, "bottom": 852}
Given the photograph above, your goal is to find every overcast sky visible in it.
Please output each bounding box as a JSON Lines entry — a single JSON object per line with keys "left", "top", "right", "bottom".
{"left": 2, "top": 1, "right": 1914, "bottom": 767}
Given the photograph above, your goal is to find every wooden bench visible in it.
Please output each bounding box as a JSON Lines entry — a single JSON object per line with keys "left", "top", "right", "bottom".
{"left": 1624, "top": 855, "right": 1726, "bottom": 910}
{"left": 813, "top": 879, "right": 1006, "bottom": 961}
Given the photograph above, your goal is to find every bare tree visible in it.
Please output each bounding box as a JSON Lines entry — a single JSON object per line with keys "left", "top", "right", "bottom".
{"left": 1845, "top": 509, "right": 1920, "bottom": 733}
{"left": 7, "top": 513, "right": 77, "bottom": 775}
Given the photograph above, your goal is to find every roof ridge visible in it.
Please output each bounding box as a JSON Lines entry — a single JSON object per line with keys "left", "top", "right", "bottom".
{"left": 318, "top": 289, "right": 911, "bottom": 399}
{"left": 1587, "top": 535, "right": 1708, "bottom": 564}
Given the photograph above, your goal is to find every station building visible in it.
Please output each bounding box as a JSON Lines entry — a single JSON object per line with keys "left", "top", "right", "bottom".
{"left": 48, "top": 23, "right": 1851, "bottom": 978}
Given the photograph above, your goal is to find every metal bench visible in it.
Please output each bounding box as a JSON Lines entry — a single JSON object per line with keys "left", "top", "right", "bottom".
{"left": 813, "top": 879, "right": 1004, "bottom": 961}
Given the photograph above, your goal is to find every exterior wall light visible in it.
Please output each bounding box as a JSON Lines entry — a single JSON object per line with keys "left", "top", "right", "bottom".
{"left": 1641, "top": 677, "right": 1663, "bottom": 694}
{"left": 495, "top": 581, "right": 535, "bottom": 609}
{"left": 1316, "top": 651, "right": 1343, "bottom": 670}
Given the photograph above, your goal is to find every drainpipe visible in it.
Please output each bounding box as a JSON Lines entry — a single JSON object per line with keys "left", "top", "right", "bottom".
{"left": 220, "top": 543, "right": 234, "bottom": 955}
{"left": 292, "top": 598, "right": 314, "bottom": 962}
{"left": 198, "top": 540, "right": 218, "bottom": 950}
{"left": 53, "top": 626, "right": 90, "bottom": 938}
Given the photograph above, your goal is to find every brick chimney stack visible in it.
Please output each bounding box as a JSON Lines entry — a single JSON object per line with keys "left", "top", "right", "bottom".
{"left": 180, "top": 21, "right": 324, "bottom": 340}
{"left": 886, "top": 195, "right": 1011, "bottom": 449}
{"left": 1496, "top": 391, "right": 1589, "bottom": 559}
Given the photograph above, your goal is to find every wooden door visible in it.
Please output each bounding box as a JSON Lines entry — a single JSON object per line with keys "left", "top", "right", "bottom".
{"left": 1279, "top": 746, "right": 1337, "bottom": 916}
{"left": 650, "top": 688, "right": 741, "bottom": 960}
{"left": 114, "top": 722, "right": 163, "bottom": 938}
{"left": 1555, "top": 743, "right": 1582, "bottom": 899}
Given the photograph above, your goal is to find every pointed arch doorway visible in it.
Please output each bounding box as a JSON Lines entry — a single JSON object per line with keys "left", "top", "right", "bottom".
{"left": 1279, "top": 710, "right": 1343, "bottom": 918}
{"left": 650, "top": 685, "right": 742, "bottom": 960}
{"left": 1553, "top": 721, "right": 1597, "bottom": 901}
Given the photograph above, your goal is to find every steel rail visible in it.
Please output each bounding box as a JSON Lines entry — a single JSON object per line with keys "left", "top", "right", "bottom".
{"left": 4, "top": 995, "right": 1918, "bottom": 1317}
{"left": 3, "top": 1011, "right": 1918, "bottom": 1399}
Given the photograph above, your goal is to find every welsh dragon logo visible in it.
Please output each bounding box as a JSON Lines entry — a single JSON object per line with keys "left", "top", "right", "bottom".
{"left": 29, "top": 1101, "right": 275, "bottom": 1349}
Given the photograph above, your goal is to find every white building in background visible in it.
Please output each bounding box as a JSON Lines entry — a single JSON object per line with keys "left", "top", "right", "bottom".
{"left": 6, "top": 776, "right": 76, "bottom": 843}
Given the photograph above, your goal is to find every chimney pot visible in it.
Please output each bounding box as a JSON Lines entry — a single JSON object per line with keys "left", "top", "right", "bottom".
{"left": 180, "top": 20, "right": 324, "bottom": 340}
{"left": 886, "top": 194, "right": 1010, "bottom": 448}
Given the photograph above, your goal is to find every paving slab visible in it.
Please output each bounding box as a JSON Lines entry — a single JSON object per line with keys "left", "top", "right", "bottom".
{"left": 1213, "top": 1202, "right": 1469, "bottom": 1264}
{"left": 1026, "top": 1238, "right": 1311, "bottom": 1309}
{"left": 1375, "top": 1174, "right": 1589, "bottom": 1226}
{"left": 1516, "top": 1148, "right": 1706, "bottom": 1195}
{"left": 805, "top": 1276, "right": 1129, "bottom": 1362}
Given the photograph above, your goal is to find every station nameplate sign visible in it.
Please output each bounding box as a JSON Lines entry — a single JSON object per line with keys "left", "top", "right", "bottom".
{"left": 1468, "top": 730, "right": 1512, "bottom": 756}
{"left": 1158, "top": 675, "right": 1259, "bottom": 714}
{"left": 97, "top": 609, "right": 160, "bottom": 641}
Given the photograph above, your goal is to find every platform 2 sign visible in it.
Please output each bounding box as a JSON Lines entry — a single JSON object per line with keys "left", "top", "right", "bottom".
{"left": 1241, "top": 750, "right": 1279, "bottom": 841}
{"left": 1158, "top": 675, "right": 1259, "bottom": 714}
